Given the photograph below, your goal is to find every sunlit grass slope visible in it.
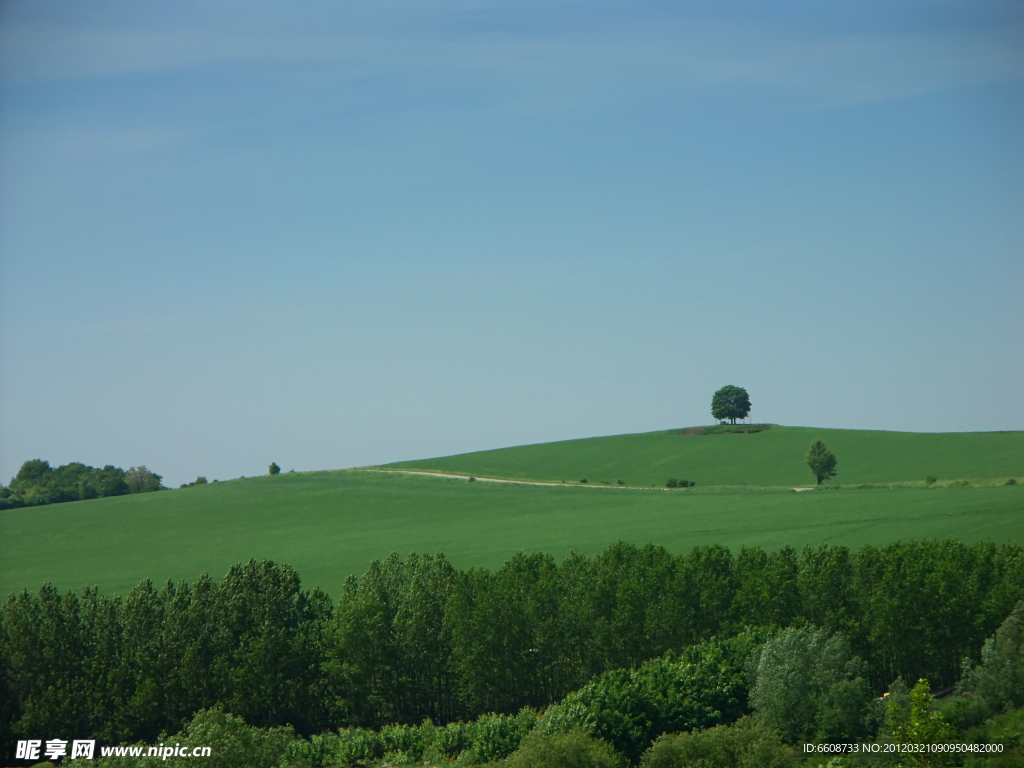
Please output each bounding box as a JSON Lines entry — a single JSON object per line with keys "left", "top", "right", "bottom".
{"left": 383, "top": 425, "right": 1024, "bottom": 487}
{"left": 2, "top": 467, "right": 1022, "bottom": 601}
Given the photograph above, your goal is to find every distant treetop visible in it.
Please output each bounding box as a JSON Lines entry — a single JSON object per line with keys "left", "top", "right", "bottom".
{"left": 1, "top": 459, "right": 164, "bottom": 511}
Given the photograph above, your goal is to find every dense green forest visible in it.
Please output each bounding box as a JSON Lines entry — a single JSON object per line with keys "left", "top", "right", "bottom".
{"left": 0, "top": 459, "right": 163, "bottom": 510}
{"left": 4, "top": 539, "right": 1024, "bottom": 766}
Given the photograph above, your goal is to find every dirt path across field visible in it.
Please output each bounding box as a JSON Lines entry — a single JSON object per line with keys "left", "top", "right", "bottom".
{"left": 358, "top": 468, "right": 815, "bottom": 492}
{"left": 357, "top": 468, "right": 640, "bottom": 489}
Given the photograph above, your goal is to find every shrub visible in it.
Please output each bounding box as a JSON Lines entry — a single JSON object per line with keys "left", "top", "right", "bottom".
{"left": 468, "top": 476, "right": 476, "bottom": 482}
{"left": 125, "top": 466, "right": 163, "bottom": 494}
{"left": 548, "top": 645, "right": 748, "bottom": 763}
{"left": 581, "top": 478, "right": 588, "bottom": 484}
{"left": 617, "top": 479, "right": 624, "bottom": 485}
{"left": 469, "top": 709, "right": 538, "bottom": 763}
{"left": 666, "top": 479, "right": 678, "bottom": 488}
{"left": 640, "top": 718, "right": 795, "bottom": 768}
{"left": 1008, "top": 478, "right": 1018, "bottom": 486}
{"left": 538, "top": 699, "right": 596, "bottom": 737}
{"left": 508, "top": 728, "right": 626, "bottom": 768}
{"left": 195, "top": 476, "right": 208, "bottom": 485}
{"left": 960, "top": 703, "right": 1024, "bottom": 763}
{"left": 268, "top": 462, "right": 281, "bottom": 476}
{"left": 435, "top": 720, "right": 474, "bottom": 759}
{"left": 284, "top": 732, "right": 343, "bottom": 766}
{"left": 381, "top": 721, "right": 429, "bottom": 760}
{"left": 926, "top": 476, "right": 938, "bottom": 485}
{"left": 327, "top": 727, "right": 385, "bottom": 765}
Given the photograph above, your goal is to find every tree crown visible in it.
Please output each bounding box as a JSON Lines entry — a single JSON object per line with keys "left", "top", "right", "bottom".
{"left": 806, "top": 440, "right": 838, "bottom": 485}
{"left": 711, "top": 386, "right": 751, "bottom": 424}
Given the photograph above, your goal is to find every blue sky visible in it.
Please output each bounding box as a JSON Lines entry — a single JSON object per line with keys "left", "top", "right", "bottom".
{"left": 1, "top": 0, "right": 1021, "bottom": 487}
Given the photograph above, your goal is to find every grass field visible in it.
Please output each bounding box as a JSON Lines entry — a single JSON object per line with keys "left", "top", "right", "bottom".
{"left": 383, "top": 424, "right": 1024, "bottom": 487}
{"left": 2, "top": 460, "right": 1022, "bottom": 601}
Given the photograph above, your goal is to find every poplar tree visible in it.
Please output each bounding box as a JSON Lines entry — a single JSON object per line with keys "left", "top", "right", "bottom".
{"left": 806, "top": 439, "right": 838, "bottom": 485}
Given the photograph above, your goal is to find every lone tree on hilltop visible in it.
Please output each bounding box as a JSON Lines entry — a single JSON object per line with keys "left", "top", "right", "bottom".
{"left": 806, "top": 440, "right": 838, "bottom": 485}
{"left": 268, "top": 462, "right": 281, "bottom": 476}
{"left": 711, "top": 385, "right": 751, "bottom": 424}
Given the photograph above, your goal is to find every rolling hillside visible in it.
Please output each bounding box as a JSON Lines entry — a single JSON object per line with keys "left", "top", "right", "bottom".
{"left": 1, "top": 423, "right": 1021, "bottom": 601}
{"left": 383, "top": 424, "right": 1024, "bottom": 487}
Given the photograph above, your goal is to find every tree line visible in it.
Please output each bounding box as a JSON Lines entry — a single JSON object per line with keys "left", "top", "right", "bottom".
{"left": 0, "top": 459, "right": 163, "bottom": 510}
{"left": 3, "top": 539, "right": 1023, "bottom": 760}
{"left": 51, "top": 612, "right": 1024, "bottom": 767}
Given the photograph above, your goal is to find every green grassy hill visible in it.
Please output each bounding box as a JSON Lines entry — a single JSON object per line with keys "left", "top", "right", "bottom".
{"left": 383, "top": 424, "right": 1024, "bottom": 487}
{"left": 2, "top": 429, "right": 1022, "bottom": 601}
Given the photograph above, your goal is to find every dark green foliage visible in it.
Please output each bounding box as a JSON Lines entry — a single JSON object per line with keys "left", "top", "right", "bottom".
{"left": 711, "top": 386, "right": 752, "bottom": 425}
{"left": 961, "top": 704, "right": 1024, "bottom": 767}
{"left": 851, "top": 539, "right": 1021, "bottom": 690}
{"left": 640, "top": 717, "right": 796, "bottom": 768}
{"left": 955, "top": 600, "right": 1024, "bottom": 727}
{"left": 732, "top": 546, "right": 800, "bottom": 629}
{"left": 1008, "top": 478, "right": 1018, "bottom": 486}
{"left": 581, "top": 478, "right": 588, "bottom": 483}
{"left": 666, "top": 479, "right": 677, "bottom": 488}
{"left": 328, "top": 552, "right": 458, "bottom": 725}
{"left": 3, "top": 539, "right": 1023, "bottom": 759}
{"left": 927, "top": 475, "right": 938, "bottom": 485}
{"left": 583, "top": 542, "right": 718, "bottom": 671}
{"left": 508, "top": 728, "right": 626, "bottom": 768}
{"left": 195, "top": 476, "right": 208, "bottom": 485}
{"left": 268, "top": 462, "right": 281, "bottom": 475}
{"left": 666, "top": 479, "right": 692, "bottom": 488}
{"left": 448, "top": 552, "right": 590, "bottom": 716}
{"left": 0, "top": 560, "right": 332, "bottom": 758}
{"left": 1, "top": 460, "right": 131, "bottom": 509}
{"left": 543, "top": 639, "right": 750, "bottom": 763}
{"left": 806, "top": 439, "right": 838, "bottom": 484}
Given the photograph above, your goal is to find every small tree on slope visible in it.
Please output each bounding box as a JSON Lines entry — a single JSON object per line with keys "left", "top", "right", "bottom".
{"left": 806, "top": 440, "right": 838, "bottom": 485}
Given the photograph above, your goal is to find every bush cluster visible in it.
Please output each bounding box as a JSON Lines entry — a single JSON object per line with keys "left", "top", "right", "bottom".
{"left": 665, "top": 479, "right": 694, "bottom": 488}
{"left": 283, "top": 709, "right": 538, "bottom": 765}
{"left": 0, "top": 459, "right": 166, "bottom": 510}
